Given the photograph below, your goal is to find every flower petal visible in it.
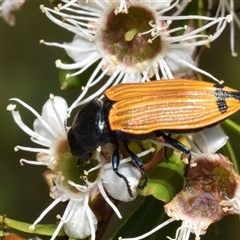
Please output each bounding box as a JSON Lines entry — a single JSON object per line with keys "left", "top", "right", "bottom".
{"left": 102, "top": 163, "right": 141, "bottom": 202}
{"left": 34, "top": 96, "right": 68, "bottom": 139}
{"left": 64, "top": 35, "right": 100, "bottom": 63}
{"left": 192, "top": 125, "right": 229, "bottom": 154}
{"left": 64, "top": 199, "right": 98, "bottom": 239}
{"left": 0, "top": 0, "right": 25, "bottom": 26}
{"left": 164, "top": 47, "right": 194, "bottom": 74}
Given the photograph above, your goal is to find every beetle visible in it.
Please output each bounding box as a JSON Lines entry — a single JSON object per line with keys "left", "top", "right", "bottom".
{"left": 67, "top": 79, "right": 240, "bottom": 197}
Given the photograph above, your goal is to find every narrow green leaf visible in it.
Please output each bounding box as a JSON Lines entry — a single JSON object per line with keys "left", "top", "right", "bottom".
{"left": 0, "top": 215, "right": 65, "bottom": 237}
{"left": 221, "top": 119, "right": 240, "bottom": 138}
{"left": 222, "top": 140, "right": 239, "bottom": 174}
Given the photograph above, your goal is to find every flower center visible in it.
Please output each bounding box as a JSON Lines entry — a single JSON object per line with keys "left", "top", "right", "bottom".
{"left": 51, "top": 138, "right": 99, "bottom": 192}
{"left": 99, "top": 5, "right": 162, "bottom": 67}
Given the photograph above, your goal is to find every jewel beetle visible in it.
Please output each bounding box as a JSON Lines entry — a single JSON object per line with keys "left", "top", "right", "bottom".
{"left": 67, "top": 79, "right": 240, "bottom": 196}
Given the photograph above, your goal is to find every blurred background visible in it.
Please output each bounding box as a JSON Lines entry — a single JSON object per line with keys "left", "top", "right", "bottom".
{"left": 1, "top": 1, "right": 240, "bottom": 239}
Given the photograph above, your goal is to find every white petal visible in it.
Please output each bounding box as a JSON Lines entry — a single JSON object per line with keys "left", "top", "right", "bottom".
{"left": 64, "top": 35, "right": 100, "bottom": 63}
{"left": 1, "top": 0, "right": 25, "bottom": 26}
{"left": 64, "top": 199, "right": 98, "bottom": 239}
{"left": 192, "top": 125, "right": 229, "bottom": 154}
{"left": 76, "top": 0, "right": 104, "bottom": 11}
{"left": 42, "top": 96, "right": 68, "bottom": 123}
{"left": 164, "top": 47, "right": 194, "bottom": 73}
{"left": 102, "top": 163, "right": 141, "bottom": 202}
{"left": 34, "top": 97, "right": 67, "bottom": 139}
{"left": 147, "top": 0, "right": 172, "bottom": 10}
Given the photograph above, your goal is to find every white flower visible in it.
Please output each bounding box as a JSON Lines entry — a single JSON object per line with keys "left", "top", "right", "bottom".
{"left": 40, "top": 0, "right": 230, "bottom": 112}
{"left": 213, "top": 0, "right": 240, "bottom": 56}
{"left": 7, "top": 95, "right": 153, "bottom": 240}
{"left": 174, "top": 0, "right": 239, "bottom": 56}
{"left": 190, "top": 125, "right": 229, "bottom": 155}
{"left": 102, "top": 161, "right": 141, "bottom": 201}
{"left": 0, "top": 0, "right": 25, "bottom": 26}
{"left": 119, "top": 125, "right": 231, "bottom": 240}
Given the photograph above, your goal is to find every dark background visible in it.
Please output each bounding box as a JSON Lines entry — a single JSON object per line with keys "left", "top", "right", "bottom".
{"left": 0, "top": 1, "right": 240, "bottom": 239}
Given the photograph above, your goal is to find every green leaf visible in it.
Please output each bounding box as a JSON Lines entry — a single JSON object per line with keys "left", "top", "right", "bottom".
{"left": 59, "top": 54, "right": 101, "bottom": 90}
{"left": 139, "top": 153, "right": 184, "bottom": 203}
{"left": 108, "top": 195, "right": 181, "bottom": 240}
{"left": 117, "top": 139, "right": 185, "bottom": 239}
{"left": 222, "top": 140, "right": 239, "bottom": 174}
{"left": 0, "top": 215, "right": 65, "bottom": 237}
{"left": 221, "top": 119, "right": 240, "bottom": 138}
{"left": 109, "top": 196, "right": 166, "bottom": 240}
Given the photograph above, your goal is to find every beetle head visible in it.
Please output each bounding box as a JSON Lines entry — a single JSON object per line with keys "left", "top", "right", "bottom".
{"left": 67, "top": 127, "right": 92, "bottom": 160}
{"left": 67, "top": 99, "right": 112, "bottom": 161}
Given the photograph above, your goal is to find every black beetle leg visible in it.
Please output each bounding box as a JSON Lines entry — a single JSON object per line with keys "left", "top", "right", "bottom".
{"left": 77, "top": 159, "right": 89, "bottom": 187}
{"left": 123, "top": 141, "right": 148, "bottom": 191}
{"left": 112, "top": 141, "right": 134, "bottom": 197}
{"left": 159, "top": 132, "right": 191, "bottom": 179}
{"left": 163, "top": 133, "right": 172, "bottom": 163}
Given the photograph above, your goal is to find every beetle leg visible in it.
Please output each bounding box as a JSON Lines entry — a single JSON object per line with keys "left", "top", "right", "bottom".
{"left": 112, "top": 141, "right": 134, "bottom": 197}
{"left": 158, "top": 132, "right": 191, "bottom": 178}
{"left": 122, "top": 141, "right": 148, "bottom": 191}
{"left": 163, "top": 146, "right": 169, "bottom": 162}
{"left": 163, "top": 133, "right": 172, "bottom": 163}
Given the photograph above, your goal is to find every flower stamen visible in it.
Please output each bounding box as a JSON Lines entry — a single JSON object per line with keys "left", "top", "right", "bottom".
{"left": 119, "top": 218, "right": 175, "bottom": 240}
{"left": 30, "top": 197, "right": 63, "bottom": 231}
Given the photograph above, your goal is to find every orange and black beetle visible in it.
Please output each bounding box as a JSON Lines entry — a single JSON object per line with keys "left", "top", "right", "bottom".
{"left": 67, "top": 79, "right": 240, "bottom": 196}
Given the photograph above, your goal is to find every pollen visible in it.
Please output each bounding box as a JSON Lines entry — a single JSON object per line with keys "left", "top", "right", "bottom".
{"left": 182, "top": 157, "right": 189, "bottom": 165}
{"left": 39, "top": 4, "right": 45, "bottom": 13}
{"left": 167, "top": 20, "right": 172, "bottom": 25}
{"left": 55, "top": 60, "right": 62, "bottom": 68}
{"left": 110, "top": 55, "right": 118, "bottom": 66}
{"left": 33, "top": 133, "right": 39, "bottom": 139}
{"left": 191, "top": 162, "right": 197, "bottom": 167}
{"left": 6, "top": 104, "right": 16, "bottom": 111}
{"left": 54, "top": 6, "right": 59, "bottom": 12}
{"left": 29, "top": 225, "right": 35, "bottom": 231}
{"left": 226, "top": 14, "right": 233, "bottom": 23}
